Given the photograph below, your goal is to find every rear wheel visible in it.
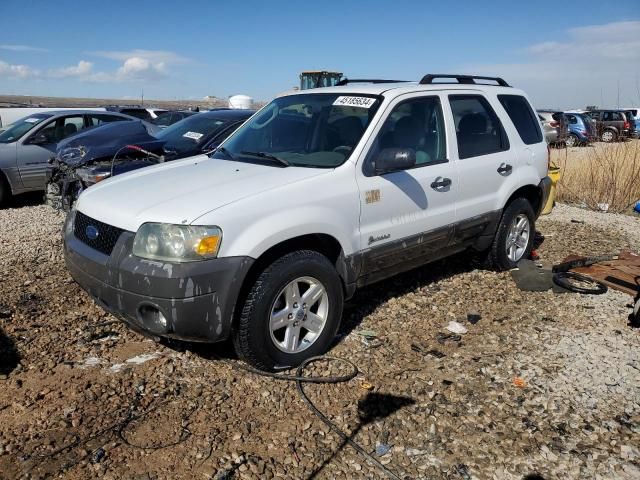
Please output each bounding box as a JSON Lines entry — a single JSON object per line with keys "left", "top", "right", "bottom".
{"left": 601, "top": 129, "right": 616, "bottom": 142}
{"left": 565, "top": 133, "right": 579, "bottom": 147}
{"left": 233, "top": 250, "right": 344, "bottom": 371}
{"left": 486, "top": 198, "right": 535, "bottom": 271}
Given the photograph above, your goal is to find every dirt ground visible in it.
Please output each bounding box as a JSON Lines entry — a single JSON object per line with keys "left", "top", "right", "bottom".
{"left": 0, "top": 200, "right": 639, "bottom": 480}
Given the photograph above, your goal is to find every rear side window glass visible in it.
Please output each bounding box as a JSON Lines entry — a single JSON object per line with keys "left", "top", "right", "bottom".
{"left": 449, "top": 95, "right": 509, "bottom": 159}
{"left": 498, "top": 95, "right": 543, "bottom": 145}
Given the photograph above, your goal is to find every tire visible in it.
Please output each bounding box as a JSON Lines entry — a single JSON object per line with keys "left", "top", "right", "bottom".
{"left": 601, "top": 129, "right": 616, "bottom": 143}
{"left": 486, "top": 198, "right": 535, "bottom": 271}
{"left": 0, "top": 174, "right": 10, "bottom": 207}
{"left": 233, "top": 250, "right": 344, "bottom": 371}
{"left": 565, "top": 134, "right": 579, "bottom": 147}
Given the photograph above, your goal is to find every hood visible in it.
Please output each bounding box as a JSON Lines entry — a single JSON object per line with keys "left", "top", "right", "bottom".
{"left": 76, "top": 155, "right": 330, "bottom": 232}
{"left": 56, "top": 121, "right": 164, "bottom": 165}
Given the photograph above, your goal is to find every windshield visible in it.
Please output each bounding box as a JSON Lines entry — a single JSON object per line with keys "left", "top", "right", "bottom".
{"left": 212, "top": 93, "right": 381, "bottom": 168}
{"left": 156, "top": 114, "right": 228, "bottom": 154}
{"left": 0, "top": 114, "right": 51, "bottom": 143}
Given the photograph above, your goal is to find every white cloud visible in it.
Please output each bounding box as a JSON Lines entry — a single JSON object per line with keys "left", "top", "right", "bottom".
{"left": 49, "top": 60, "right": 94, "bottom": 78}
{"left": 461, "top": 20, "right": 640, "bottom": 109}
{"left": 0, "top": 60, "right": 39, "bottom": 78}
{"left": 91, "top": 49, "right": 189, "bottom": 64}
{"left": 116, "top": 56, "right": 167, "bottom": 81}
{"left": 0, "top": 44, "right": 48, "bottom": 53}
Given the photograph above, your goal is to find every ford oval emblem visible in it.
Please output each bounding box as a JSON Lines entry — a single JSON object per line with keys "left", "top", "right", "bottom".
{"left": 86, "top": 225, "right": 99, "bottom": 240}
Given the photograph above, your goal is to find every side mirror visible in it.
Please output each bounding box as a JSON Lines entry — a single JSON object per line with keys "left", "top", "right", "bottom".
{"left": 29, "top": 133, "right": 49, "bottom": 145}
{"left": 374, "top": 148, "right": 416, "bottom": 175}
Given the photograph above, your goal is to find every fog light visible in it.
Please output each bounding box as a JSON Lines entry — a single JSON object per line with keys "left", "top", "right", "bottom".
{"left": 138, "top": 305, "right": 169, "bottom": 334}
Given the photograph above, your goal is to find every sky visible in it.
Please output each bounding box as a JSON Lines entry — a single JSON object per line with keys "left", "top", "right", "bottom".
{"left": 0, "top": 0, "right": 639, "bottom": 109}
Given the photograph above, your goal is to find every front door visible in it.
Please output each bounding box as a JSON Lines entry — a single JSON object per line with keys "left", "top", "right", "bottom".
{"left": 356, "top": 93, "right": 458, "bottom": 283}
{"left": 17, "top": 115, "right": 86, "bottom": 189}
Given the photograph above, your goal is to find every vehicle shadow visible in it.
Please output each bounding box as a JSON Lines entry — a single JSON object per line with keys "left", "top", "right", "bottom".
{"left": 5, "top": 191, "right": 44, "bottom": 209}
{"left": 0, "top": 326, "right": 20, "bottom": 375}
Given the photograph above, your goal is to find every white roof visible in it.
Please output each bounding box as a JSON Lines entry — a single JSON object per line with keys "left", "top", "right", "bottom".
{"left": 283, "top": 82, "right": 523, "bottom": 98}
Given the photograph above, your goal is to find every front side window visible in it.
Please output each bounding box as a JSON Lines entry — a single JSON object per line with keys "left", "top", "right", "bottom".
{"left": 449, "top": 95, "right": 509, "bottom": 159}
{"left": 0, "top": 114, "right": 51, "bottom": 143}
{"left": 364, "top": 96, "right": 446, "bottom": 175}
{"left": 498, "top": 94, "right": 543, "bottom": 145}
{"left": 212, "top": 93, "right": 381, "bottom": 168}
{"left": 36, "top": 115, "right": 85, "bottom": 143}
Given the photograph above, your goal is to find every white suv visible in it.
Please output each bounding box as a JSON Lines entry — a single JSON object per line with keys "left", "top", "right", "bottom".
{"left": 64, "top": 74, "right": 551, "bottom": 370}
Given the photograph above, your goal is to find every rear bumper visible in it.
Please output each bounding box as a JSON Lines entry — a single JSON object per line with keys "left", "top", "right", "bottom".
{"left": 64, "top": 214, "right": 254, "bottom": 342}
{"left": 537, "top": 176, "right": 552, "bottom": 217}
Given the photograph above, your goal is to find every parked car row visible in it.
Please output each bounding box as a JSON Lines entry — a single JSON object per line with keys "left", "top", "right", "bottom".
{"left": 0, "top": 107, "right": 254, "bottom": 206}
{"left": 537, "top": 107, "right": 638, "bottom": 147}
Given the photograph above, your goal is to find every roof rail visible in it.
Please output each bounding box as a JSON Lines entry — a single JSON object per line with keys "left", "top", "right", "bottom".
{"left": 336, "top": 78, "right": 410, "bottom": 86}
{"left": 419, "top": 74, "right": 510, "bottom": 87}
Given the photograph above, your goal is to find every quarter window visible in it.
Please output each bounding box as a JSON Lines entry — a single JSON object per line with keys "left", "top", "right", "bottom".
{"left": 365, "top": 96, "right": 447, "bottom": 175}
{"left": 497, "top": 94, "right": 543, "bottom": 145}
{"left": 449, "top": 95, "right": 509, "bottom": 159}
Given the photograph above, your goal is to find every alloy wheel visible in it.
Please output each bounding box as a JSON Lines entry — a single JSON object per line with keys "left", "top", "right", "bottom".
{"left": 506, "top": 214, "right": 530, "bottom": 262}
{"left": 269, "top": 276, "right": 329, "bottom": 354}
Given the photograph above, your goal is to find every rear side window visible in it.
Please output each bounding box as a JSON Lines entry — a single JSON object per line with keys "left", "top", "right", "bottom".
{"left": 449, "top": 95, "right": 509, "bottom": 159}
{"left": 498, "top": 95, "right": 543, "bottom": 145}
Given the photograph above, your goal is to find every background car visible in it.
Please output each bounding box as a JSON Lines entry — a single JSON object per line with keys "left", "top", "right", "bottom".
{"left": 104, "top": 106, "right": 168, "bottom": 121}
{"left": 151, "top": 110, "right": 197, "bottom": 128}
{"left": 586, "top": 110, "right": 631, "bottom": 142}
{"left": 622, "top": 107, "right": 639, "bottom": 137}
{"left": 563, "top": 112, "right": 597, "bottom": 146}
{"left": 45, "top": 108, "right": 256, "bottom": 209}
{"left": 0, "top": 110, "right": 150, "bottom": 205}
{"left": 623, "top": 109, "right": 638, "bottom": 138}
{"left": 537, "top": 110, "right": 568, "bottom": 146}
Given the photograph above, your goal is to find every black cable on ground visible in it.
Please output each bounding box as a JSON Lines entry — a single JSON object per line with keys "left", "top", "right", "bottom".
{"left": 234, "top": 356, "right": 402, "bottom": 480}
{"left": 552, "top": 271, "right": 608, "bottom": 295}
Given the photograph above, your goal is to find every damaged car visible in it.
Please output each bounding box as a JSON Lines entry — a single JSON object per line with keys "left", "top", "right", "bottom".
{"left": 46, "top": 109, "right": 255, "bottom": 210}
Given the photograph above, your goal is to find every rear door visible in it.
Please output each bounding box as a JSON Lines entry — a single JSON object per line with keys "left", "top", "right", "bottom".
{"left": 446, "top": 93, "right": 512, "bottom": 242}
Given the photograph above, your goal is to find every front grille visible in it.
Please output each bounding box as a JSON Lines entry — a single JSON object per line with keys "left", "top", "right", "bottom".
{"left": 74, "top": 211, "right": 124, "bottom": 256}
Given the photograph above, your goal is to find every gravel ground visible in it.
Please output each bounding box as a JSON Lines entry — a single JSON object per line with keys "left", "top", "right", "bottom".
{"left": 0, "top": 201, "right": 639, "bottom": 480}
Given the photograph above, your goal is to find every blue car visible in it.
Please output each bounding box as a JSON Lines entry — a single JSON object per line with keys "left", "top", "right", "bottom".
{"left": 564, "top": 112, "right": 597, "bottom": 147}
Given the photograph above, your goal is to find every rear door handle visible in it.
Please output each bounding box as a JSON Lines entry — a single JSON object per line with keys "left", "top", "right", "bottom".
{"left": 497, "top": 163, "right": 513, "bottom": 174}
{"left": 430, "top": 177, "right": 452, "bottom": 189}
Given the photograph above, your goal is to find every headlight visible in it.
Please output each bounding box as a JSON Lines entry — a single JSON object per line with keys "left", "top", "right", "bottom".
{"left": 76, "top": 168, "right": 111, "bottom": 185}
{"left": 133, "top": 223, "right": 222, "bottom": 262}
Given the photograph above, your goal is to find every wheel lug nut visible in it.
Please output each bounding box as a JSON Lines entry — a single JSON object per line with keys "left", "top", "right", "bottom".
{"left": 288, "top": 313, "right": 293, "bottom": 319}
{"left": 293, "top": 303, "right": 298, "bottom": 308}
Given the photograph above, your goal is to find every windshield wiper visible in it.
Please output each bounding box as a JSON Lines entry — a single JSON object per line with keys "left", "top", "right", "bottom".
{"left": 240, "top": 151, "right": 290, "bottom": 167}
{"left": 214, "top": 146, "right": 235, "bottom": 160}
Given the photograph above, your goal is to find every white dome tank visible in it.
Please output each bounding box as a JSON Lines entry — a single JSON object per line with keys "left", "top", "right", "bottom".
{"left": 228, "top": 95, "right": 253, "bottom": 109}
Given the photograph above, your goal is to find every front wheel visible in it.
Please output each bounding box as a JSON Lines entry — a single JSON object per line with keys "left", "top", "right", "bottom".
{"left": 0, "top": 175, "right": 10, "bottom": 207}
{"left": 486, "top": 198, "right": 535, "bottom": 271}
{"left": 233, "top": 250, "right": 344, "bottom": 371}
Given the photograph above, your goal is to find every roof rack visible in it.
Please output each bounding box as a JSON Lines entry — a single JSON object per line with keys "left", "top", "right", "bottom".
{"left": 419, "top": 74, "right": 510, "bottom": 87}
{"left": 336, "top": 78, "right": 410, "bottom": 86}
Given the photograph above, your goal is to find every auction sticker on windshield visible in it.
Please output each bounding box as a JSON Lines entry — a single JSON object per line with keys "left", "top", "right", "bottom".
{"left": 183, "top": 131, "right": 204, "bottom": 141}
{"left": 333, "top": 96, "right": 376, "bottom": 108}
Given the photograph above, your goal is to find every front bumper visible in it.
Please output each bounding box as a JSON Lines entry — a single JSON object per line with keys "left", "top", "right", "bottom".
{"left": 64, "top": 214, "right": 254, "bottom": 342}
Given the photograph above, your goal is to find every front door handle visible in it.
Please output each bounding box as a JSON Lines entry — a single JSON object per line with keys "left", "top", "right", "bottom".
{"left": 497, "top": 163, "right": 513, "bottom": 174}
{"left": 430, "top": 177, "right": 452, "bottom": 189}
